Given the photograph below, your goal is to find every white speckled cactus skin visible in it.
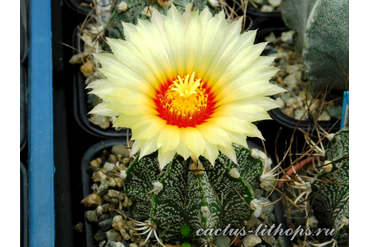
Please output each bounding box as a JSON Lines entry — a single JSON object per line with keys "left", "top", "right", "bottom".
{"left": 124, "top": 145, "right": 265, "bottom": 245}
{"left": 102, "top": 0, "right": 219, "bottom": 40}
{"left": 310, "top": 129, "right": 349, "bottom": 246}
{"left": 281, "top": 0, "right": 349, "bottom": 94}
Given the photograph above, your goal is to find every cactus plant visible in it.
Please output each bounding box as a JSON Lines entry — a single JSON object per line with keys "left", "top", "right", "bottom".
{"left": 98, "top": 0, "right": 219, "bottom": 41}
{"left": 310, "top": 128, "right": 349, "bottom": 246}
{"left": 124, "top": 144, "right": 266, "bottom": 245}
{"left": 280, "top": 0, "right": 349, "bottom": 94}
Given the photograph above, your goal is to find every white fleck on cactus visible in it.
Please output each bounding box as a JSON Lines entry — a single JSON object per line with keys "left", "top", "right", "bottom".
{"left": 124, "top": 145, "right": 266, "bottom": 245}
{"left": 310, "top": 129, "right": 349, "bottom": 246}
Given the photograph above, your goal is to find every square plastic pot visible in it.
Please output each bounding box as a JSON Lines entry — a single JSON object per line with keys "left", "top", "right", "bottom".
{"left": 255, "top": 26, "right": 341, "bottom": 133}
{"left": 81, "top": 139, "right": 131, "bottom": 247}
{"left": 20, "top": 64, "right": 27, "bottom": 152}
{"left": 21, "top": 161, "right": 29, "bottom": 247}
{"left": 72, "top": 27, "right": 130, "bottom": 139}
{"left": 81, "top": 140, "right": 292, "bottom": 247}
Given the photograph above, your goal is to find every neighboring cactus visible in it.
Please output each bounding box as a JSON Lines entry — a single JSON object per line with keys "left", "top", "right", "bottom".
{"left": 280, "top": 0, "right": 349, "bottom": 94}
{"left": 124, "top": 145, "right": 265, "bottom": 245}
{"left": 310, "top": 129, "right": 349, "bottom": 246}
{"left": 100, "top": 0, "right": 219, "bottom": 41}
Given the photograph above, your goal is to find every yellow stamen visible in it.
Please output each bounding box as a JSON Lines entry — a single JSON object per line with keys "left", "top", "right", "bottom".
{"left": 159, "top": 72, "right": 208, "bottom": 121}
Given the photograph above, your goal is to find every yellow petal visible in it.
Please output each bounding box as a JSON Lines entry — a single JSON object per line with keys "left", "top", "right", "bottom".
{"left": 218, "top": 143, "right": 238, "bottom": 164}
{"left": 130, "top": 140, "right": 141, "bottom": 156}
{"left": 131, "top": 117, "right": 167, "bottom": 140}
{"left": 195, "top": 11, "right": 226, "bottom": 78}
{"left": 157, "top": 125, "right": 180, "bottom": 153}
{"left": 201, "top": 18, "right": 242, "bottom": 81}
{"left": 139, "top": 134, "right": 160, "bottom": 159}
{"left": 184, "top": 11, "right": 202, "bottom": 73}
{"left": 89, "top": 100, "right": 120, "bottom": 117}
{"left": 165, "top": 5, "right": 186, "bottom": 76}
{"left": 158, "top": 148, "right": 177, "bottom": 170}
{"left": 94, "top": 52, "right": 155, "bottom": 97}
{"left": 226, "top": 131, "right": 248, "bottom": 148}
{"left": 196, "top": 122, "right": 231, "bottom": 148}
{"left": 202, "top": 140, "right": 219, "bottom": 166}
{"left": 121, "top": 21, "right": 137, "bottom": 41}
{"left": 177, "top": 128, "right": 193, "bottom": 158}
{"left": 107, "top": 100, "right": 157, "bottom": 116}
{"left": 113, "top": 114, "right": 152, "bottom": 128}
{"left": 185, "top": 127, "right": 206, "bottom": 158}
{"left": 213, "top": 105, "right": 271, "bottom": 122}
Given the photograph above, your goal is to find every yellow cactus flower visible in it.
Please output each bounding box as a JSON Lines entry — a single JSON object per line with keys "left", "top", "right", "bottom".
{"left": 89, "top": 5, "right": 285, "bottom": 169}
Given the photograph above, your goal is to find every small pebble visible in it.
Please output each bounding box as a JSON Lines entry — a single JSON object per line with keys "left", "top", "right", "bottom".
{"left": 260, "top": 5, "right": 274, "bottom": 12}
{"left": 86, "top": 210, "right": 99, "bottom": 222}
{"left": 111, "top": 145, "right": 130, "bottom": 158}
{"left": 81, "top": 193, "right": 103, "bottom": 208}
{"left": 95, "top": 230, "right": 106, "bottom": 242}
{"left": 74, "top": 222, "right": 83, "bottom": 233}
{"left": 318, "top": 111, "right": 331, "bottom": 121}
{"left": 98, "top": 219, "right": 113, "bottom": 231}
{"left": 106, "top": 229, "right": 122, "bottom": 242}
{"left": 89, "top": 115, "right": 110, "bottom": 129}
{"left": 80, "top": 60, "right": 95, "bottom": 78}
{"left": 242, "top": 234, "right": 262, "bottom": 247}
{"left": 268, "top": 0, "right": 281, "bottom": 7}
{"left": 309, "top": 216, "right": 319, "bottom": 228}
{"left": 215, "top": 235, "right": 231, "bottom": 247}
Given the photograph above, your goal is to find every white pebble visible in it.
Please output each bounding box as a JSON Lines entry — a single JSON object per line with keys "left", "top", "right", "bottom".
{"left": 275, "top": 97, "right": 285, "bottom": 108}
{"left": 261, "top": 5, "right": 274, "bottom": 12}
{"left": 120, "top": 170, "right": 127, "bottom": 180}
{"left": 268, "top": 0, "right": 281, "bottom": 7}
{"left": 116, "top": 1, "right": 127, "bottom": 12}
{"left": 103, "top": 162, "right": 116, "bottom": 171}
{"left": 242, "top": 234, "right": 262, "bottom": 247}
{"left": 309, "top": 216, "right": 318, "bottom": 228}
{"left": 318, "top": 111, "right": 331, "bottom": 121}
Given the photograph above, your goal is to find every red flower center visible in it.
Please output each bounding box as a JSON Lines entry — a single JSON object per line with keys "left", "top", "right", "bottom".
{"left": 154, "top": 73, "right": 216, "bottom": 128}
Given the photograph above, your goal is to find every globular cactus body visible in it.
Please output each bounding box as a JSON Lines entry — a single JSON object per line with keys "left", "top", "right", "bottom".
{"left": 281, "top": 0, "right": 349, "bottom": 94}
{"left": 310, "top": 129, "right": 349, "bottom": 245}
{"left": 103, "top": 0, "right": 218, "bottom": 40}
{"left": 125, "top": 145, "right": 264, "bottom": 245}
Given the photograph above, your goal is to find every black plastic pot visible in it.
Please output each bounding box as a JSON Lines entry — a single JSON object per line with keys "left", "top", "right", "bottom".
{"left": 20, "top": 64, "right": 27, "bottom": 152}
{"left": 81, "top": 139, "right": 131, "bottom": 247}
{"left": 247, "top": 4, "right": 282, "bottom": 19}
{"left": 247, "top": 141, "right": 291, "bottom": 247}
{"left": 21, "top": 161, "right": 29, "bottom": 247}
{"left": 249, "top": 16, "right": 286, "bottom": 31}
{"left": 255, "top": 27, "right": 341, "bottom": 132}
{"left": 72, "top": 27, "right": 129, "bottom": 139}
{"left": 20, "top": 0, "right": 29, "bottom": 63}
{"left": 81, "top": 139, "right": 291, "bottom": 247}
{"left": 247, "top": 5, "right": 282, "bottom": 31}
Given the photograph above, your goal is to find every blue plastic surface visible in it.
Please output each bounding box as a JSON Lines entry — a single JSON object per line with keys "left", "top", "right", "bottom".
{"left": 340, "top": 91, "right": 349, "bottom": 129}
{"left": 28, "top": 0, "right": 55, "bottom": 246}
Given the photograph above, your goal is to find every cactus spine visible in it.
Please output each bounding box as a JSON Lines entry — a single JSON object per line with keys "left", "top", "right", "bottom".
{"left": 280, "top": 0, "right": 349, "bottom": 94}
{"left": 125, "top": 145, "right": 265, "bottom": 245}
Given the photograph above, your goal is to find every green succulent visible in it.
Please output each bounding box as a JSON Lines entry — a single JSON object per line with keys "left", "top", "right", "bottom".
{"left": 310, "top": 129, "right": 349, "bottom": 246}
{"left": 280, "top": 0, "right": 349, "bottom": 94}
{"left": 124, "top": 145, "right": 266, "bottom": 245}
